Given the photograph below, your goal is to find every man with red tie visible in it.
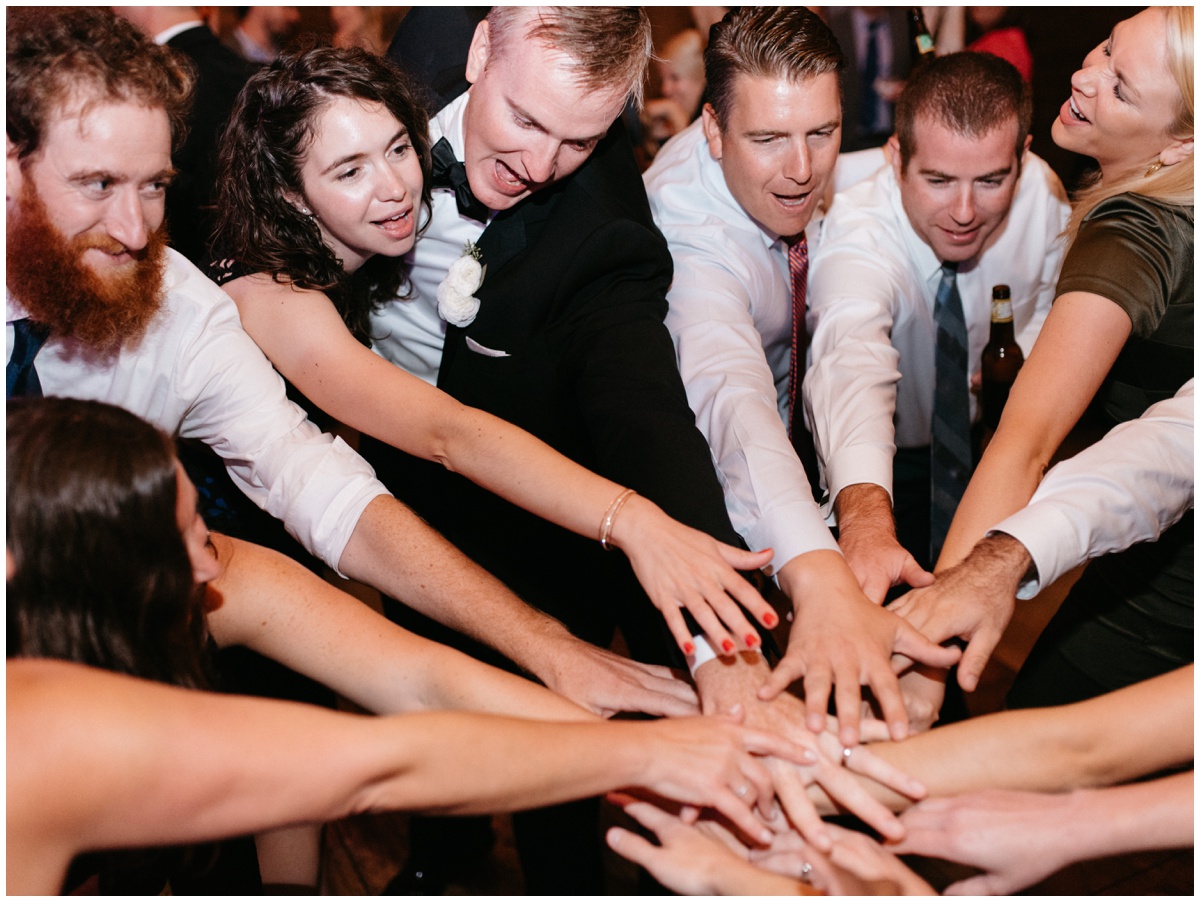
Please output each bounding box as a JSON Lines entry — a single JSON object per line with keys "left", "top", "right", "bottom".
{"left": 644, "top": 7, "right": 956, "bottom": 730}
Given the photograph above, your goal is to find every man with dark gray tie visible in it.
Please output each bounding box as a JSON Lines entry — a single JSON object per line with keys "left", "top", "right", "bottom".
{"left": 806, "top": 53, "right": 1068, "bottom": 725}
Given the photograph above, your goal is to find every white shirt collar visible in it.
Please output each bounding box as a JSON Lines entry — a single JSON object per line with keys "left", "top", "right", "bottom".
{"left": 153, "top": 20, "right": 205, "bottom": 46}
{"left": 7, "top": 289, "right": 30, "bottom": 325}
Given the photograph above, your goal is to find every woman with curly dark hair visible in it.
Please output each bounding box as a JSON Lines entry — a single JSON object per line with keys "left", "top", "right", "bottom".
{"left": 210, "top": 46, "right": 779, "bottom": 659}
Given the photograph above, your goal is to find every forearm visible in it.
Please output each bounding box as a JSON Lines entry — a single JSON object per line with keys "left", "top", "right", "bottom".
{"left": 350, "top": 713, "right": 666, "bottom": 818}
{"left": 992, "top": 381, "right": 1195, "bottom": 594}
{"left": 836, "top": 667, "right": 1194, "bottom": 810}
{"left": 337, "top": 495, "right": 577, "bottom": 682}
{"left": 834, "top": 483, "right": 898, "bottom": 547}
{"left": 1052, "top": 773, "right": 1194, "bottom": 863}
{"left": 934, "top": 428, "right": 1047, "bottom": 570}
{"left": 937, "top": 291, "right": 1133, "bottom": 569}
{"left": 440, "top": 403, "right": 637, "bottom": 543}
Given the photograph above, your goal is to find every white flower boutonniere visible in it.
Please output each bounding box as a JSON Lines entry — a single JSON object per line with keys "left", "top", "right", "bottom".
{"left": 436, "top": 241, "right": 486, "bottom": 327}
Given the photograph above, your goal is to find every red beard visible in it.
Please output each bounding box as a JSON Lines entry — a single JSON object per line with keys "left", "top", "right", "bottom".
{"left": 7, "top": 181, "right": 168, "bottom": 355}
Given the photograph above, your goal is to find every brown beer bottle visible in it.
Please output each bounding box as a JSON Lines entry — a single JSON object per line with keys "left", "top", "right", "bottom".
{"left": 908, "top": 7, "right": 936, "bottom": 68}
{"left": 981, "top": 285, "right": 1024, "bottom": 435}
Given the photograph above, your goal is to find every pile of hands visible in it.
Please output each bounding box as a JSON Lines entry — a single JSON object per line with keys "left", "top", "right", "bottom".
{"left": 611, "top": 677, "right": 939, "bottom": 897}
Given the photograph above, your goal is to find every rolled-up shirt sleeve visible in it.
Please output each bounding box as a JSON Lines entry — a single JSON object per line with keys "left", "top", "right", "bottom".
{"left": 172, "top": 278, "right": 388, "bottom": 571}
{"left": 993, "top": 380, "right": 1194, "bottom": 597}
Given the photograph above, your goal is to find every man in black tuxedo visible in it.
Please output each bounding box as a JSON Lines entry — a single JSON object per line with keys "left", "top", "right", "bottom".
{"left": 371, "top": 7, "right": 880, "bottom": 893}
{"left": 114, "top": 7, "right": 258, "bottom": 266}
{"left": 376, "top": 7, "right": 774, "bottom": 694}
{"left": 375, "top": 7, "right": 751, "bottom": 894}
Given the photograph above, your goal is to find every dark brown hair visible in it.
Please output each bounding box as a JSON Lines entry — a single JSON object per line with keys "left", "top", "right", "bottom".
{"left": 894, "top": 51, "right": 1032, "bottom": 173}
{"left": 704, "top": 7, "right": 844, "bottom": 129}
{"left": 213, "top": 45, "right": 432, "bottom": 341}
{"left": 6, "top": 398, "right": 209, "bottom": 690}
{"left": 6, "top": 6, "right": 194, "bottom": 161}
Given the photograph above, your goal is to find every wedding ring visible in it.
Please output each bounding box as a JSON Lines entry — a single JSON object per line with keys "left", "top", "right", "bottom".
{"left": 735, "top": 783, "right": 750, "bottom": 798}
{"left": 842, "top": 745, "right": 854, "bottom": 764}
{"left": 799, "top": 861, "right": 813, "bottom": 883}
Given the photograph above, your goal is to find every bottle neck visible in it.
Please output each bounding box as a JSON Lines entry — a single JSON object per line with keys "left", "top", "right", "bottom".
{"left": 989, "top": 299, "right": 1015, "bottom": 340}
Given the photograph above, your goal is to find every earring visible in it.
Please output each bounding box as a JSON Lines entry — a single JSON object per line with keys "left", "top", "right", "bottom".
{"left": 298, "top": 206, "right": 313, "bottom": 217}
{"left": 1145, "top": 160, "right": 1164, "bottom": 177}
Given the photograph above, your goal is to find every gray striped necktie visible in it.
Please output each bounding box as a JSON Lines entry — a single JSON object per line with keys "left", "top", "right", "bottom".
{"left": 930, "top": 262, "right": 971, "bottom": 561}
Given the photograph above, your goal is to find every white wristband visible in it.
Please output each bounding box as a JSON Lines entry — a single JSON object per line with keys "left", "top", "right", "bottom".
{"left": 686, "top": 635, "right": 762, "bottom": 676}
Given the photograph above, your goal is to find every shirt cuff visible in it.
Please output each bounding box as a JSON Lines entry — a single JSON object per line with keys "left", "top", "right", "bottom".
{"left": 822, "top": 445, "right": 896, "bottom": 523}
{"left": 989, "top": 503, "right": 1082, "bottom": 600}
{"left": 746, "top": 503, "right": 842, "bottom": 577}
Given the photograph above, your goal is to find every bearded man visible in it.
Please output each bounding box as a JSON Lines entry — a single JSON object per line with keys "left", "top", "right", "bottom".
{"left": 6, "top": 4, "right": 693, "bottom": 724}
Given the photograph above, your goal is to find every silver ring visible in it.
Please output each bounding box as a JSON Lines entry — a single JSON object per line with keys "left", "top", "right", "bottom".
{"left": 799, "top": 861, "right": 813, "bottom": 883}
{"left": 842, "top": 745, "right": 854, "bottom": 764}
{"left": 735, "top": 783, "right": 750, "bottom": 798}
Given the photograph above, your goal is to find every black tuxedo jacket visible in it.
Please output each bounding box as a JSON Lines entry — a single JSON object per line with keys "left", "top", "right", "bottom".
{"left": 369, "top": 12, "right": 749, "bottom": 666}
{"left": 166, "top": 25, "right": 258, "bottom": 266}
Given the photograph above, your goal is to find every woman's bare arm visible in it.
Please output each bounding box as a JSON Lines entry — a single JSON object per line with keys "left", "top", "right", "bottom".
{"left": 224, "top": 274, "right": 774, "bottom": 654}
{"left": 812, "top": 666, "right": 1193, "bottom": 813}
{"left": 936, "top": 291, "right": 1133, "bottom": 570}
{"left": 204, "top": 535, "right": 620, "bottom": 720}
{"left": 7, "top": 659, "right": 817, "bottom": 894}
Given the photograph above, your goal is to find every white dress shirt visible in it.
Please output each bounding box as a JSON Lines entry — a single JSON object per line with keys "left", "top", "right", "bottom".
{"left": 644, "top": 121, "right": 840, "bottom": 574}
{"left": 994, "top": 380, "right": 1194, "bottom": 598}
{"left": 6, "top": 250, "right": 386, "bottom": 569}
{"left": 806, "top": 152, "right": 1069, "bottom": 515}
{"left": 371, "top": 92, "right": 487, "bottom": 385}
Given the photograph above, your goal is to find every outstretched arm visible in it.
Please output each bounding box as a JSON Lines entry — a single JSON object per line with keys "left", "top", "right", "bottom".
{"left": 205, "top": 535, "right": 599, "bottom": 721}
{"left": 809, "top": 665, "right": 1194, "bottom": 813}
{"left": 226, "top": 276, "right": 773, "bottom": 657}
{"left": 7, "top": 659, "right": 818, "bottom": 895}
{"left": 892, "top": 773, "right": 1194, "bottom": 895}
{"left": 892, "top": 379, "right": 1194, "bottom": 691}
{"left": 935, "top": 290, "right": 1132, "bottom": 569}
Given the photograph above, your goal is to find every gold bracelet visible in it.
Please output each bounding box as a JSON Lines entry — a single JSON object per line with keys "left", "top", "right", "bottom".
{"left": 598, "top": 488, "right": 637, "bottom": 551}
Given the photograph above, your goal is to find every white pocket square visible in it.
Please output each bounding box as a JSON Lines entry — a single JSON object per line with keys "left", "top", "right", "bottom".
{"left": 465, "top": 336, "right": 511, "bottom": 358}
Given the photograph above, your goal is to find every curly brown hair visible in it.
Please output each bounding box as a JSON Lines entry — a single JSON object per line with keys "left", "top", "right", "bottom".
{"left": 6, "top": 6, "right": 194, "bottom": 161}
{"left": 213, "top": 45, "right": 433, "bottom": 341}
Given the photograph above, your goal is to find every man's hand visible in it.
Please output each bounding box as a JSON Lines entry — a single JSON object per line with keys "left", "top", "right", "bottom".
{"left": 695, "top": 652, "right": 923, "bottom": 849}
{"left": 891, "top": 790, "right": 1079, "bottom": 895}
{"left": 890, "top": 534, "right": 1031, "bottom": 691}
{"left": 834, "top": 483, "right": 933, "bottom": 603}
{"left": 758, "top": 551, "right": 960, "bottom": 745}
{"left": 539, "top": 637, "right": 699, "bottom": 718}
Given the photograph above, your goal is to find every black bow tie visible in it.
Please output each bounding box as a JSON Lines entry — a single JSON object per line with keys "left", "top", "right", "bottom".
{"left": 430, "top": 137, "right": 489, "bottom": 224}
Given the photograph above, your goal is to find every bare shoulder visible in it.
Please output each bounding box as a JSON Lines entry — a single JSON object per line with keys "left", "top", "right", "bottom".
{"left": 222, "top": 271, "right": 321, "bottom": 306}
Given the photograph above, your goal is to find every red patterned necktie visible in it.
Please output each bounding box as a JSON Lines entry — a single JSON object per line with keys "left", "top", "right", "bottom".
{"left": 786, "top": 234, "right": 823, "bottom": 498}
{"left": 786, "top": 235, "right": 809, "bottom": 442}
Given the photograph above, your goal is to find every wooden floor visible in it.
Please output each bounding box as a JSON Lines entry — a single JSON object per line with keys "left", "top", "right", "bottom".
{"left": 318, "top": 566, "right": 1194, "bottom": 895}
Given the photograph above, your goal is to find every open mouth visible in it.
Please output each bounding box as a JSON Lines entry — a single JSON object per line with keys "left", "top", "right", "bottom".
{"left": 773, "top": 190, "right": 812, "bottom": 209}
{"left": 373, "top": 210, "right": 413, "bottom": 235}
{"left": 1068, "top": 97, "right": 1090, "bottom": 123}
{"left": 494, "top": 159, "right": 531, "bottom": 194}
